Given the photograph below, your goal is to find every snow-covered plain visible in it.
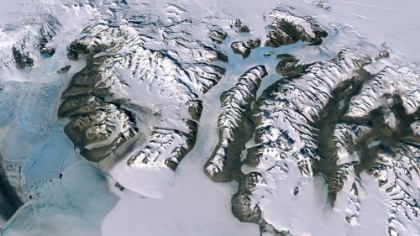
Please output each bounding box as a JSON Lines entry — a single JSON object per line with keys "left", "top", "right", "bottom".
{"left": 0, "top": 0, "right": 420, "bottom": 235}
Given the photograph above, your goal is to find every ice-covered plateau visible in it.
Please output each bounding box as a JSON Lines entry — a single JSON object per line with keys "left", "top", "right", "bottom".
{"left": 1, "top": 1, "right": 420, "bottom": 236}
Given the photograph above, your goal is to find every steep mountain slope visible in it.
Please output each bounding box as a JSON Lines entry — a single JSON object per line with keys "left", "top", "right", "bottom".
{"left": 0, "top": 0, "right": 420, "bottom": 235}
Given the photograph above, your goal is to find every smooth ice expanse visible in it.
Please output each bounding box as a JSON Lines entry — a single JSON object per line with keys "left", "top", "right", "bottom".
{"left": 103, "top": 81, "right": 262, "bottom": 235}
{"left": 0, "top": 0, "right": 419, "bottom": 235}
{"left": 0, "top": 45, "right": 118, "bottom": 236}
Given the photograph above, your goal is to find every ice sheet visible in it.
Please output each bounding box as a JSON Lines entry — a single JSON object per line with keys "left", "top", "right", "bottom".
{"left": 0, "top": 0, "right": 419, "bottom": 235}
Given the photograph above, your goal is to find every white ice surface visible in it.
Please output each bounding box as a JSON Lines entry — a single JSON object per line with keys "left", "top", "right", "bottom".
{"left": 110, "top": 161, "right": 176, "bottom": 199}
{"left": 259, "top": 167, "right": 389, "bottom": 236}
{"left": 103, "top": 75, "right": 260, "bottom": 235}
{"left": 0, "top": 0, "right": 420, "bottom": 235}
{"left": 0, "top": 44, "right": 118, "bottom": 236}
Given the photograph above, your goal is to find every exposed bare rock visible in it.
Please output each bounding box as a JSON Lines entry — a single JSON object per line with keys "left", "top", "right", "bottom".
{"left": 411, "top": 120, "right": 420, "bottom": 136}
{"left": 313, "top": 1, "right": 332, "bottom": 11}
{"left": 378, "top": 50, "right": 390, "bottom": 59}
{"left": 176, "top": 41, "right": 229, "bottom": 62}
{"left": 59, "top": 24, "right": 225, "bottom": 168}
{"left": 203, "top": 45, "right": 420, "bottom": 234}
{"left": 276, "top": 54, "right": 312, "bottom": 77}
{"left": 208, "top": 28, "right": 227, "bottom": 40}
{"left": 0, "top": 155, "right": 24, "bottom": 224}
{"left": 233, "top": 19, "right": 250, "bottom": 33}
{"left": 58, "top": 96, "right": 106, "bottom": 117}
{"left": 251, "top": 51, "right": 369, "bottom": 165}
{"left": 332, "top": 68, "right": 420, "bottom": 233}
{"left": 63, "top": 104, "right": 138, "bottom": 162}
{"left": 57, "top": 65, "right": 71, "bottom": 74}
{"left": 231, "top": 42, "right": 251, "bottom": 59}
{"left": 214, "top": 50, "right": 372, "bottom": 233}
{"left": 204, "top": 65, "right": 267, "bottom": 182}
{"left": 12, "top": 45, "right": 34, "bottom": 69}
{"left": 128, "top": 121, "right": 198, "bottom": 170}
{"left": 37, "top": 23, "right": 59, "bottom": 58}
{"left": 265, "top": 8, "right": 328, "bottom": 47}
{"left": 345, "top": 66, "right": 420, "bottom": 117}
{"left": 246, "top": 38, "right": 261, "bottom": 49}
{"left": 11, "top": 21, "right": 59, "bottom": 69}
{"left": 231, "top": 39, "right": 261, "bottom": 59}
{"left": 372, "top": 146, "right": 420, "bottom": 235}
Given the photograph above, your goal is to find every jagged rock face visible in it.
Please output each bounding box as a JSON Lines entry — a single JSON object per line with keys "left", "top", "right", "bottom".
{"left": 204, "top": 65, "right": 267, "bottom": 182}
{"left": 5, "top": 1, "right": 420, "bottom": 235}
{"left": 53, "top": 12, "right": 420, "bottom": 235}
{"left": 206, "top": 48, "right": 420, "bottom": 234}
{"left": 233, "top": 19, "right": 250, "bottom": 33}
{"left": 275, "top": 54, "right": 312, "bottom": 77}
{"left": 0, "top": 156, "right": 23, "bottom": 224}
{"left": 208, "top": 27, "right": 228, "bottom": 44}
{"left": 37, "top": 25, "right": 57, "bottom": 58}
{"left": 334, "top": 68, "right": 420, "bottom": 234}
{"left": 231, "top": 42, "right": 251, "bottom": 58}
{"left": 63, "top": 104, "right": 138, "bottom": 162}
{"left": 265, "top": 8, "right": 328, "bottom": 47}
{"left": 246, "top": 38, "right": 261, "bottom": 49}
{"left": 57, "top": 65, "right": 71, "bottom": 74}
{"left": 11, "top": 22, "right": 59, "bottom": 69}
{"left": 231, "top": 39, "right": 261, "bottom": 59}
{"left": 59, "top": 30, "right": 140, "bottom": 162}
{"left": 230, "top": 50, "right": 369, "bottom": 228}
{"left": 59, "top": 24, "right": 226, "bottom": 167}
{"left": 12, "top": 45, "right": 34, "bottom": 69}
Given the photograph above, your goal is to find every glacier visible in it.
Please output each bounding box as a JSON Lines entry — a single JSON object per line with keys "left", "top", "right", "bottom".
{"left": 0, "top": 0, "right": 420, "bottom": 235}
